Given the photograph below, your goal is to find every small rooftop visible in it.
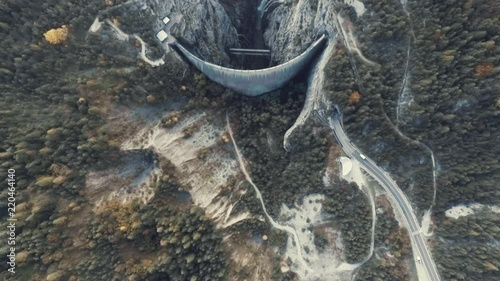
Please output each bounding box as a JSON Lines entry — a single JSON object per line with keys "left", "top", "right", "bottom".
{"left": 156, "top": 30, "right": 168, "bottom": 42}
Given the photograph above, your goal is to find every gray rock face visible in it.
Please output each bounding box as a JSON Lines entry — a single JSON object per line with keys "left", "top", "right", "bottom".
{"left": 156, "top": 0, "right": 340, "bottom": 67}
{"left": 95, "top": 0, "right": 352, "bottom": 70}
{"left": 155, "top": 0, "right": 241, "bottom": 65}
{"left": 262, "top": 0, "right": 340, "bottom": 63}
{"left": 90, "top": 0, "right": 243, "bottom": 66}
{"left": 154, "top": 0, "right": 342, "bottom": 67}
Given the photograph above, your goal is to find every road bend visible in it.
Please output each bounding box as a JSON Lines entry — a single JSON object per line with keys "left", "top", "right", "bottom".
{"left": 329, "top": 114, "right": 441, "bottom": 281}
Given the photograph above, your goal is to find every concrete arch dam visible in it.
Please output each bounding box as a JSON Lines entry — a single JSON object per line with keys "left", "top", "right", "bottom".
{"left": 174, "top": 34, "right": 327, "bottom": 96}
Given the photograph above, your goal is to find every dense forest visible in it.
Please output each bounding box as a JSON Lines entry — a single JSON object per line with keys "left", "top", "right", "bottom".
{"left": 325, "top": 0, "right": 499, "bottom": 280}
{"left": 0, "top": 0, "right": 378, "bottom": 280}
{"left": 1, "top": 0, "right": 497, "bottom": 280}
{"left": 323, "top": 181, "right": 372, "bottom": 263}
{"left": 354, "top": 196, "right": 412, "bottom": 281}
{"left": 229, "top": 84, "right": 328, "bottom": 217}
{"left": 0, "top": 0, "right": 229, "bottom": 280}
{"left": 227, "top": 85, "right": 375, "bottom": 266}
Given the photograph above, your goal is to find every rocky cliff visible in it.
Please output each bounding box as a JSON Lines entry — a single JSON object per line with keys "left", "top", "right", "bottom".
{"left": 160, "top": 0, "right": 241, "bottom": 64}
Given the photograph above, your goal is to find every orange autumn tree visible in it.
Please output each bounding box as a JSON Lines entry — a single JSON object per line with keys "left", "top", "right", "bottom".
{"left": 475, "top": 63, "right": 493, "bottom": 77}
{"left": 43, "top": 25, "right": 69, "bottom": 45}
{"left": 348, "top": 91, "right": 361, "bottom": 105}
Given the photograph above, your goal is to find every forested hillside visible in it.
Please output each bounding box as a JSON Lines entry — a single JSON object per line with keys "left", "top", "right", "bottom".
{"left": 325, "top": 0, "right": 499, "bottom": 280}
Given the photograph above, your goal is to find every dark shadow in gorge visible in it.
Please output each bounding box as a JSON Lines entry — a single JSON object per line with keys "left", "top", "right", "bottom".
{"left": 220, "top": 0, "right": 270, "bottom": 69}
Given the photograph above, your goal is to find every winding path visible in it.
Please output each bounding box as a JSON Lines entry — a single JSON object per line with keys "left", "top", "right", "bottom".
{"left": 226, "top": 116, "right": 312, "bottom": 272}
{"left": 328, "top": 112, "right": 441, "bottom": 281}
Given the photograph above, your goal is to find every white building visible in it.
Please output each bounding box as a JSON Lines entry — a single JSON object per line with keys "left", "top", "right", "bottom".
{"left": 156, "top": 30, "right": 168, "bottom": 42}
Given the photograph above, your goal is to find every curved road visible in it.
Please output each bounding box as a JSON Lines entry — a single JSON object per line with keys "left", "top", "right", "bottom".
{"left": 329, "top": 113, "right": 441, "bottom": 281}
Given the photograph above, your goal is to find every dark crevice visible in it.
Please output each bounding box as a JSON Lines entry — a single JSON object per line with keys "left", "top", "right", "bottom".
{"left": 219, "top": 0, "right": 271, "bottom": 69}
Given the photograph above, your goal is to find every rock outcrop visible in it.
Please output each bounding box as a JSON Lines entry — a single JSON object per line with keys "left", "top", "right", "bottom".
{"left": 156, "top": 0, "right": 242, "bottom": 64}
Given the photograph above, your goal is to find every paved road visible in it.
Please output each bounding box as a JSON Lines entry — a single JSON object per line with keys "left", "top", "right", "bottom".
{"left": 329, "top": 114, "right": 441, "bottom": 281}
